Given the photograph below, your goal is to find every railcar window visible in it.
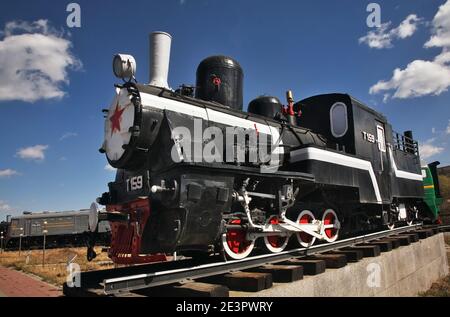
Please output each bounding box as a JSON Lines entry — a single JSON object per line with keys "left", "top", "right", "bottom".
{"left": 330, "top": 102, "right": 348, "bottom": 138}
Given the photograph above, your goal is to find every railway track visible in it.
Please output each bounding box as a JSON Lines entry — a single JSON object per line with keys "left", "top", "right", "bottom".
{"left": 64, "top": 224, "right": 449, "bottom": 297}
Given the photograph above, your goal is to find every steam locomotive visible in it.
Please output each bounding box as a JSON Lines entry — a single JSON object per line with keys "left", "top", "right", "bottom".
{"left": 88, "top": 32, "right": 440, "bottom": 263}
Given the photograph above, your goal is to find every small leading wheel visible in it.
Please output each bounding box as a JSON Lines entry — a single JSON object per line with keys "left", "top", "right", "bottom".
{"left": 222, "top": 219, "right": 255, "bottom": 260}
{"left": 296, "top": 210, "right": 317, "bottom": 248}
{"left": 263, "top": 216, "right": 289, "bottom": 253}
{"left": 322, "top": 209, "right": 340, "bottom": 243}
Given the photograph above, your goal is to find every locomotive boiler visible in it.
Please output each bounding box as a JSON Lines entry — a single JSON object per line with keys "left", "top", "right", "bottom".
{"left": 88, "top": 31, "right": 439, "bottom": 263}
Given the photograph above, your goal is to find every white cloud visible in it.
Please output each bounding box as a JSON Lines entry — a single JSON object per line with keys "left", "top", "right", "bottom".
{"left": 359, "top": 14, "right": 422, "bottom": 49}
{"left": 395, "top": 14, "right": 422, "bottom": 39}
{"left": 1, "top": 20, "right": 49, "bottom": 37}
{"left": 105, "top": 164, "right": 116, "bottom": 172}
{"left": 59, "top": 132, "right": 77, "bottom": 141}
{"left": 16, "top": 145, "right": 49, "bottom": 161}
{"left": 359, "top": 22, "right": 394, "bottom": 49}
{"left": 0, "top": 169, "right": 20, "bottom": 178}
{"left": 434, "top": 50, "right": 450, "bottom": 64}
{"left": 419, "top": 142, "right": 444, "bottom": 159}
{"left": 370, "top": 1, "right": 450, "bottom": 100}
{"left": 0, "top": 200, "right": 11, "bottom": 211}
{"left": 424, "top": 0, "right": 450, "bottom": 48}
{"left": 369, "top": 55, "right": 450, "bottom": 98}
{"left": 0, "top": 19, "right": 81, "bottom": 103}
{"left": 418, "top": 121, "right": 450, "bottom": 161}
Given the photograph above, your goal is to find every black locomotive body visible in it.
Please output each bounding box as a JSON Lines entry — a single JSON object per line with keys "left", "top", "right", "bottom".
{"left": 95, "top": 34, "right": 428, "bottom": 263}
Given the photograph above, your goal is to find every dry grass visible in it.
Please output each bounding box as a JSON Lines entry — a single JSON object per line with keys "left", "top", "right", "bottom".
{"left": 438, "top": 172, "right": 450, "bottom": 224}
{"left": 0, "top": 247, "right": 115, "bottom": 287}
{"left": 419, "top": 275, "right": 450, "bottom": 297}
{"left": 420, "top": 234, "right": 450, "bottom": 297}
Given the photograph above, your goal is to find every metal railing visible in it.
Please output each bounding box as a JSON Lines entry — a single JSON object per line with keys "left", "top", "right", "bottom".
{"left": 393, "top": 131, "right": 419, "bottom": 156}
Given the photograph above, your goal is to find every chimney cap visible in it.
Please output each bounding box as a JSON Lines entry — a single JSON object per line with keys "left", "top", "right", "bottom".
{"left": 152, "top": 31, "right": 172, "bottom": 38}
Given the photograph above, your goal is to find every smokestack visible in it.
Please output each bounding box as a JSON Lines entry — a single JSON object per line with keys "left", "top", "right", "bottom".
{"left": 149, "top": 31, "right": 172, "bottom": 89}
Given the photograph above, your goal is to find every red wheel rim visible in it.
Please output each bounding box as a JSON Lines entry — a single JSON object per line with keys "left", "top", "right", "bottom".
{"left": 226, "top": 219, "right": 253, "bottom": 255}
{"left": 267, "top": 217, "right": 287, "bottom": 248}
{"left": 324, "top": 212, "right": 337, "bottom": 239}
{"left": 299, "top": 213, "right": 313, "bottom": 243}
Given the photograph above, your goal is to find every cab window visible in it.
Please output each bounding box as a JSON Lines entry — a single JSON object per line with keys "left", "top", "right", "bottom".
{"left": 330, "top": 102, "right": 348, "bottom": 138}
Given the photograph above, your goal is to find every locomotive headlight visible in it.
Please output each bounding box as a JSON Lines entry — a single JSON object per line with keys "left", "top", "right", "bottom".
{"left": 113, "top": 54, "right": 137, "bottom": 80}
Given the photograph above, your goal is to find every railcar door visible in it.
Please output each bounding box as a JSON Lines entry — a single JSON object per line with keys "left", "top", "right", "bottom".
{"left": 25, "top": 219, "right": 31, "bottom": 236}
{"left": 31, "top": 220, "right": 41, "bottom": 236}
{"left": 374, "top": 121, "right": 390, "bottom": 202}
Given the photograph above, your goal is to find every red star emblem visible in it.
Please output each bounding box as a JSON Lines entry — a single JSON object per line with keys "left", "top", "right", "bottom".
{"left": 110, "top": 104, "right": 125, "bottom": 136}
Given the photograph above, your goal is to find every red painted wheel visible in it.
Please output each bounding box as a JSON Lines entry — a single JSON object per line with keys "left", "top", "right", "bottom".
{"left": 322, "top": 209, "right": 339, "bottom": 243}
{"left": 263, "top": 216, "right": 289, "bottom": 253}
{"left": 222, "top": 219, "right": 255, "bottom": 260}
{"left": 296, "top": 210, "right": 316, "bottom": 247}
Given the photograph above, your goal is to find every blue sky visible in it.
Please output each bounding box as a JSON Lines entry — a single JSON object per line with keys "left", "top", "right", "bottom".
{"left": 0, "top": 0, "right": 449, "bottom": 216}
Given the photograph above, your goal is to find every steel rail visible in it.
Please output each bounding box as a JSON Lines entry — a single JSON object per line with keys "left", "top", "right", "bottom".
{"left": 433, "top": 224, "right": 450, "bottom": 230}
{"left": 101, "top": 223, "right": 423, "bottom": 295}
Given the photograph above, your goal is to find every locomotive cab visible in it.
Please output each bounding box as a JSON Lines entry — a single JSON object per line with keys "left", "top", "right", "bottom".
{"left": 293, "top": 94, "right": 423, "bottom": 204}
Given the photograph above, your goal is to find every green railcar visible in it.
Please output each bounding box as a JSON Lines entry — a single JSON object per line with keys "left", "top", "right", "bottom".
{"left": 421, "top": 161, "right": 443, "bottom": 221}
